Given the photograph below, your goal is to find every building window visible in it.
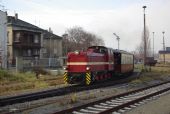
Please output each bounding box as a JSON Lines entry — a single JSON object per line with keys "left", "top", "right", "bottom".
{"left": 54, "top": 48, "right": 57, "bottom": 54}
{"left": 23, "top": 50, "right": 27, "bottom": 56}
{"left": 23, "top": 49, "right": 32, "bottom": 57}
{"left": 34, "top": 35, "right": 39, "bottom": 43}
{"left": 33, "top": 49, "right": 39, "bottom": 55}
{"left": 42, "top": 48, "right": 47, "bottom": 53}
{"left": 7, "top": 31, "right": 9, "bottom": 43}
{"left": 29, "top": 34, "right": 34, "bottom": 43}
{"left": 28, "top": 49, "right": 31, "bottom": 56}
{"left": 14, "top": 32, "right": 20, "bottom": 42}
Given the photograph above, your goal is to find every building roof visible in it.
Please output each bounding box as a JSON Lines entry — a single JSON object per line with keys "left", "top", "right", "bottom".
{"left": 43, "top": 30, "right": 62, "bottom": 39}
{"left": 166, "top": 47, "right": 170, "bottom": 51}
{"left": 7, "top": 16, "right": 42, "bottom": 31}
{"left": 7, "top": 15, "right": 62, "bottom": 39}
{"left": 159, "top": 50, "right": 170, "bottom": 54}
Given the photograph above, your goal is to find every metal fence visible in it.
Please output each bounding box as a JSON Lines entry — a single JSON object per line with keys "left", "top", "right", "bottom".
{"left": 15, "top": 57, "right": 63, "bottom": 71}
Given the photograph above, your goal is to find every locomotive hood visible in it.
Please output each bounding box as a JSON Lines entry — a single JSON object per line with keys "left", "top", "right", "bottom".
{"left": 66, "top": 50, "right": 106, "bottom": 73}
{"left": 67, "top": 51, "right": 88, "bottom": 72}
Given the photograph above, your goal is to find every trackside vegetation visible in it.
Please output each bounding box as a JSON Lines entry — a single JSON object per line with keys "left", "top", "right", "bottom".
{"left": 0, "top": 64, "right": 170, "bottom": 96}
{"left": 0, "top": 69, "right": 64, "bottom": 95}
{"left": 130, "top": 64, "right": 170, "bottom": 85}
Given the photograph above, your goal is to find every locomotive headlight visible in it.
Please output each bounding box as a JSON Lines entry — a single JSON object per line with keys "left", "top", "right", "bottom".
{"left": 86, "top": 67, "right": 90, "bottom": 70}
{"left": 74, "top": 50, "right": 80, "bottom": 55}
{"left": 63, "top": 66, "right": 67, "bottom": 70}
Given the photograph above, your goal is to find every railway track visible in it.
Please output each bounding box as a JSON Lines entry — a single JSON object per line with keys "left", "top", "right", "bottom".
{"left": 0, "top": 72, "right": 140, "bottom": 107}
{"left": 53, "top": 80, "right": 170, "bottom": 114}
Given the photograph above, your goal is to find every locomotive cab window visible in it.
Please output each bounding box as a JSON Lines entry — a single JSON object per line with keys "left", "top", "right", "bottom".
{"left": 88, "top": 46, "right": 107, "bottom": 54}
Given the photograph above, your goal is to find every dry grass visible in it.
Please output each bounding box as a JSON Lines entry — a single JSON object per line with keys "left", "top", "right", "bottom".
{"left": 70, "top": 93, "right": 78, "bottom": 104}
{"left": 0, "top": 70, "right": 64, "bottom": 95}
{"left": 151, "top": 66, "right": 170, "bottom": 73}
{"left": 1, "top": 65, "right": 170, "bottom": 96}
{"left": 130, "top": 65, "right": 170, "bottom": 85}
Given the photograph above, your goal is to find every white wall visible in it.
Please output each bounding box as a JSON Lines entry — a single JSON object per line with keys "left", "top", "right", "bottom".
{"left": 0, "top": 10, "right": 7, "bottom": 68}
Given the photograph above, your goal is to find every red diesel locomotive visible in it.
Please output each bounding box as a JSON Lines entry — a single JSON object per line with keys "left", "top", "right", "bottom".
{"left": 63, "top": 46, "right": 134, "bottom": 85}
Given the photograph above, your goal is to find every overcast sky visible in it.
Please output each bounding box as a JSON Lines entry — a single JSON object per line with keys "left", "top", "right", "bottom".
{"left": 1, "top": 0, "right": 170, "bottom": 53}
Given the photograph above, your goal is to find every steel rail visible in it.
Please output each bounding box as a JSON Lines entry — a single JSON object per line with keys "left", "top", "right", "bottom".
{"left": 99, "top": 85, "right": 170, "bottom": 114}
{"left": 53, "top": 80, "right": 170, "bottom": 114}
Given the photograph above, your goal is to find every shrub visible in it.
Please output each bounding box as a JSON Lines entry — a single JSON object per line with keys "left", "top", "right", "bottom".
{"left": 0, "top": 69, "right": 13, "bottom": 80}
{"left": 70, "top": 93, "right": 77, "bottom": 104}
{"left": 0, "top": 69, "right": 36, "bottom": 83}
{"left": 13, "top": 72, "right": 36, "bottom": 82}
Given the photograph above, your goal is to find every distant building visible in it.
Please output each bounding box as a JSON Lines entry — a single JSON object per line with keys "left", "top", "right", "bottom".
{"left": 166, "top": 47, "right": 170, "bottom": 51}
{"left": 42, "top": 29, "right": 62, "bottom": 58}
{"left": 159, "top": 47, "right": 170, "bottom": 63}
{"left": 0, "top": 10, "right": 7, "bottom": 68}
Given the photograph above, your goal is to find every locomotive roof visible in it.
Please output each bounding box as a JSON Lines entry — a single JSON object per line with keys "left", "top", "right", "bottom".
{"left": 89, "top": 46, "right": 107, "bottom": 49}
{"left": 112, "top": 49, "right": 133, "bottom": 55}
{"left": 89, "top": 46, "right": 133, "bottom": 55}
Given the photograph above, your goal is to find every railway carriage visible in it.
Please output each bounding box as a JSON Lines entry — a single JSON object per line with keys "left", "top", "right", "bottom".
{"left": 64, "top": 46, "right": 134, "bottom": 85}
{"left": 114, "top": 50, "right": 134, "bottom": 74}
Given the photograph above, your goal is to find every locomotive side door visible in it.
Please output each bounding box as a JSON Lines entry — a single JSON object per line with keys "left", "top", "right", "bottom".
{"left": 107, "top": 49, "right": 114, "bottom": 71}
{"left": 114, "top": 52, "right": 121, "bottom": 73}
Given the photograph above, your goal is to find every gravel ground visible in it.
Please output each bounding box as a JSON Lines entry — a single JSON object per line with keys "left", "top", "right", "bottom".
{"left": 125, "top": 92, "right": 170, "bottom": 114}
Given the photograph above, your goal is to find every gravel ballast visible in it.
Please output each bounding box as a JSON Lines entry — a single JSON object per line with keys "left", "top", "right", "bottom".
{"left": 125, "top": 92, "right": 170, "bottom": 114}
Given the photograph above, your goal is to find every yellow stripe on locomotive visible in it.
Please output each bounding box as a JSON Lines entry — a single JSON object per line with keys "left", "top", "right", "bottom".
{"left": 63, "top": 72, "right": 68, "bottom": 84}
{"left": 85, "top": 72, "right": 91, "bottom": 85}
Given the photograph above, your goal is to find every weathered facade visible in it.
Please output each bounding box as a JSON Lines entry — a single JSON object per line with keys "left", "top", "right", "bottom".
{"left": 7, "top": 14, "right": 42, "bottom": 67}
{"left": 7, "top": 14, "right": 63, "bottom": 68}
{"left": 0, "top": 10, "right": 7, "bottom": 68}
{"left": 42, "top": 29, "right": 62, "bottom": 58}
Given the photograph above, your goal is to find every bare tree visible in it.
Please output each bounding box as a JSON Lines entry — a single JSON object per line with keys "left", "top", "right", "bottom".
{"left": 62, "top": 26, "right": 105, "bottom": 55}
{"left": 135, "top": 27, "right": 151, "bottom": 60}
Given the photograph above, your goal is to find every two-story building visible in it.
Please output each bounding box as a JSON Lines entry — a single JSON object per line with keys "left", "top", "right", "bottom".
{"left": 7, "top": 14, "right": 42, "bottom": 67}
{"left": 7, "top": 14, "right": 63, "bottom": 68}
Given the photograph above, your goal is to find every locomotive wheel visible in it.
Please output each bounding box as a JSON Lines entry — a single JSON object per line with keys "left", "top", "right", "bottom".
{"left": 92, "top": 72, "right": 97, "bottom": 82}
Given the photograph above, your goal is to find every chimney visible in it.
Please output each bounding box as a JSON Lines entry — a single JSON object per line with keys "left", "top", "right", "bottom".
{"left": 49, "top": 27, "right": 53, "bottom": 33}
{"left": 15, "top": 13, "right": 18, "bottom": 20}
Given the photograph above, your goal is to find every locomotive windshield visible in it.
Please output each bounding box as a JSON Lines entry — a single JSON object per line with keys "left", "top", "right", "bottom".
{"left": 87, "top": 46, "right": 107, "bottom": 54}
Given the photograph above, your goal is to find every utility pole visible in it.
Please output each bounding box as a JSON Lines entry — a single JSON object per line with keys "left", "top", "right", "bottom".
{"left": 49, "top": 36, "right": 52, "bottom": 68}
{"left": 152, "top": 32, "right": 155, "bottom": 58}
{"left": 113, "top": 33, "right": 120, "bottom": 50}
{"left": 162, "top": 31, "right": 165, "bottom": 64}
{"left": 143, "top": 6, "right": 147, "bottom": 66}
{"left": 62, "top": 34, "right": 68, "bottom": 56}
